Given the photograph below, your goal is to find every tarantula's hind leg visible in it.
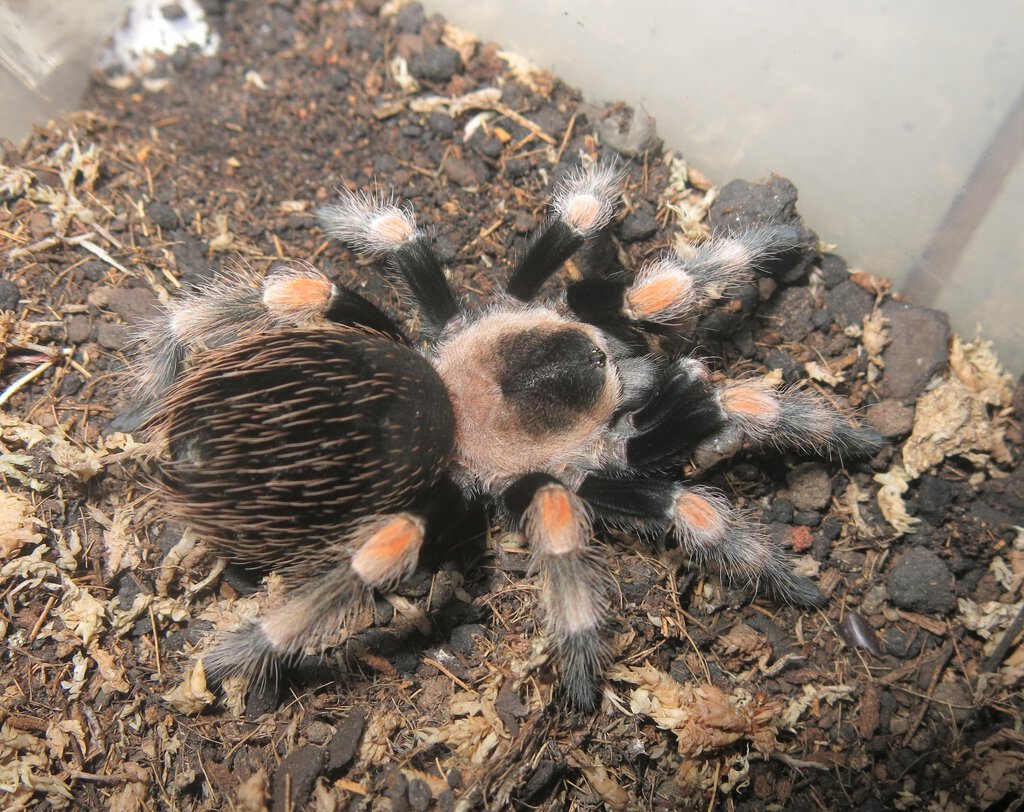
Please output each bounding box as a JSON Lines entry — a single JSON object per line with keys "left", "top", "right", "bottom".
{"left": 506, "top": 163, "right": 622, "bottom": 302}
{"left": 578, "top": 475, "right": 825, "bottom": 608}
{"left": 202, "top": 512, "right": 428, "bottom": 688}
{"left": 136, "top": 263, "right": 404, "bottom": 403}
{"left": 504, "top": 474, "right": 612, "bottom": 712}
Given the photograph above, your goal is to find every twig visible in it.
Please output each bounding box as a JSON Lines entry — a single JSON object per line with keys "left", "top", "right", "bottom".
{"left": 422, "top": 656, "right": 472, "bottom": 691}
{"left": 67, "top": 770, "right": 143, "bottom": 784}
{"left": 69, "top": 235, "right": 135, "bottom": 277}
{"left": 28, "top": 595, "right": 57, "bottom": 643}
{"left": 554, "top": 111, "right": 577, "bottom": 165}
{"left": 150, "top": 603, "right": 162, "bottom": 678}
{"left": 0, "top": 359, "right": 54, "bottom": 405}
{"left": 902, "top": 641, "right": 954, "bottom": 746}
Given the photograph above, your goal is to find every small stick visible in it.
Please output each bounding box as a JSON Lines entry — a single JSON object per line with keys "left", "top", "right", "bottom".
{"left": 28, "top": 595, "right": 57, "bottom": 643}
{"left": 554, "top": 112, "right": 577, "bottom": 165}
{"left": 150, "top": 604, "right": 162, "bottom": 677}
{"left": 902, "top": 641, "right": 953, "bottom": 746}
{"left": 0, "top": 359, "right": 54, "bottom": 406}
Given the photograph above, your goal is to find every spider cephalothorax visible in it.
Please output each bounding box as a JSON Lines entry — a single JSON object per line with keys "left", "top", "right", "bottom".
{"left": 138, "top": 162, "right": 881, "bottom": 710}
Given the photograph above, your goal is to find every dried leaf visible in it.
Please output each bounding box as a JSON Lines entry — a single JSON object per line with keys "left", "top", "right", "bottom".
{"left": 90, "top": 646, "right": 131, "bottom": 693}
{"left": 47, "top": 436, "right": 105, "bottom": 482}
{"left": 498, "top": 51, "right": 555, "bottom": 94}
{"left": 950, "top": 335, "right": 1013, "bottom": 407}
{"left": 442, "top": 23, "right": 479, "bottom": 63}
{"left": 782, "top": 683, "right": 854, "bottom": 727}
{"left": 958, "top": 598, "right": 1024, "bottom": 641}
{"left": 409, "top": 87, "right": 502, "bottom": 117}
{"left": 582, "top": 765, "right": 630, "bottom": 811}
{"left": 609, "top": 663, "right": 780, "bottom": 758}
{"left": 714, "top": 623, "right": 771, "bottom": 664}
{"left": 360, "top": 710, "right": 402, "bottom": 763}
{"left": 862, "top": 308, "right": 890, "bottom": 362}
{"left": 805, "top": 360, "right": 845, "bottom": 386}
{"left": 236, "top": 768, "right": 270, "bottom": 812}
{"left": 874, "top": 465, "right": 920, "bottom": 536}
{"left": 902, "top": 378, "right": 996, "bottom": 477}
{"left": 162, "top": 661, "right": 216, "bottom": 714}
{"left": 840, "top": 480, "right": 871, "bottom": 535}
{"left": 106, "top": 763, "right": 149, "bottom": 812}
{"left": 0, "top": 489, "right": 44, "bottom": 559}
{"left": 86, "top": 503, "right": 139, "bottom": 578}
{"left": 60, "top": 584, "right": 107, "bottom": 646}
{"left": 60, "top": 651, "right": 90, "bottom": 699}
{"left": 421, "top": 689, "right": 504, "bottom": 764}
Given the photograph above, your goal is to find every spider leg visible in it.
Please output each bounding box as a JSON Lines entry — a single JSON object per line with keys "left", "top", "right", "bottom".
{"left": 136, "top": 264, "right": 404, "bottom": 402}
{"left": 567, "top": 224, "right": 804, "bottom": 327}
{"left": 506, "top": 164, "right": 622, "bottom": 302}
{"left": 624, "top": 358, "right": 728, "bottom": 469}
{"left": 201, "top": 477, "right": 465, "bottom": 686}
{"left": 578, "top": 474, "right": 825, "bottom": 607}
{"left": 714, "top": 377, "right": 884, "bottom": 461}
{"left": 621, "top": 356, "right": 881, "bottom": 470}
{"left": 504, "top": 473, "right": 612, "bottom": 711}
{"left": 318, "top": 189, "right": 459, "bottom": 332}
{"left": 202, "top": 511, "right": 426, "bottom": 686}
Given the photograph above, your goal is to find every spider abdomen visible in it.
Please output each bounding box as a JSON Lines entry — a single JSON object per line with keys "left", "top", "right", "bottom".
{"left": 154, "top": 326, "right": 455, "bottom": 567}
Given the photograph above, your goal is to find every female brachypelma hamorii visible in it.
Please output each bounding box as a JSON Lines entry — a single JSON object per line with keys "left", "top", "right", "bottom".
{"left": 137, "top": 161, "right": 881, "bottom": 711}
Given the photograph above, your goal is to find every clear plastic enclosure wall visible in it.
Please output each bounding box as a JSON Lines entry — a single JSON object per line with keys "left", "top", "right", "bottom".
{"left": 2, "top": 0, "right": 1022, "bottom": 373}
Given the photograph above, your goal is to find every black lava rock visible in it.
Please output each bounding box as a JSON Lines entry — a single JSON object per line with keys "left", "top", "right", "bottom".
{"left": 0, "top": 278, "right": 20, "bottom": 311}
{"left": 881, "top": 301, "right": 950, "bottom": 399}
{"left": 411, "top": 45, "right": 462, "bottom": 82}
{"left": 887, "top": 547, "right": 956, "bottom": 614}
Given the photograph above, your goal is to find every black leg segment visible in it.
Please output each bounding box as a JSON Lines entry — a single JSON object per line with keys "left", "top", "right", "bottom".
{"left": 325, "top": 284, "right": 409, "bottom": 343}
{"left": 626, "top": 360, "right": 728, "bottom": 469}
{"left": 389, "top": 236, "right": 460, "bottom": 331}
{"left": 507, "top": 219, "right": 586, "bottom": 301}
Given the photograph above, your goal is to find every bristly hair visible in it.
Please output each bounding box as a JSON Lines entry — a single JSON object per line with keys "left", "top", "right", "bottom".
{"left": 317, "top": 186, "right": 418, "bottom": 256}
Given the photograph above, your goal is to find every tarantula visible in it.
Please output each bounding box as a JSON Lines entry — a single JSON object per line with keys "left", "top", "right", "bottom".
{"left": 138, "top": 162, "right": 881, "bottom": 710}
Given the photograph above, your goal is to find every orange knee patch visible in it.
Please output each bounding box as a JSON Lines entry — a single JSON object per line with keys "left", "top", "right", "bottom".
{"left": 371, "top": 214, "right": 415, "bottom": 246}
{"left": 565, "top": 194, "right": 603, "bottom": 232}
{"left": 676, "top": 492, "right": 727, "bottom": 539}
{"left": 626, "top": 273, "right": 695, "bottom": 321}
{"left": 262, "top": 273, "right": 333, "bottom": 320}
{"left": 351, "top": 514, "right": 424, "bottom": 587}
{"left": 531, "top": 486, "right": 587, "bottom": 556}
{"left": 720, "top": 383, "right": 781, "bottom": 422}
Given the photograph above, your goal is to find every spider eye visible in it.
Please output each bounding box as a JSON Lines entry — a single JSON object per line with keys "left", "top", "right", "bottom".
{"left": 590, "top": 346, "right": 606, "bottom": 368}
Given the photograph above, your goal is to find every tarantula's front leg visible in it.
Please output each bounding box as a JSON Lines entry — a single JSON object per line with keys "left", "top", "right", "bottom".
{"left": 504, "top": 473, "right": 612, "bottom": 711}
{"left": 578, "top": 474, "right": 825, "bottom": 607}
{"left": 713, "top": 375, "right": 883, "bottom": 461}
{"left": 621, "top": 357, "right": 882, "bottom": 469}
{"left": 318, "top": 189, "right": 460, "bottom": 332}
{"left": 567, "top": 225, "right": 805, "bottom": 327}
{"left": 624, "top": 358, "right": 729, "bottom": 469}
{"left": 137, "top": 263, "right": 404, "bottom": 402}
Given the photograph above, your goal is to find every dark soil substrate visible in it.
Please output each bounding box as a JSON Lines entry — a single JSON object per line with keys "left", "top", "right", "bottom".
{"left": 1, "top": 1, "right": 1022, "bottom": 810}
